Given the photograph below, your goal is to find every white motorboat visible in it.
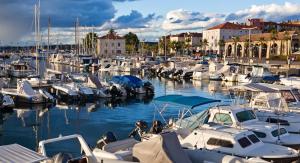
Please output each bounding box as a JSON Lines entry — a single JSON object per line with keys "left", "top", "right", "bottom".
{"left": 95, "top": 131, "right": 263, "bottom": 163}
{"left": 231, "top": 83, "right": 300, "bottom": 133}
{"left": 85, "top": 75, "right": 112, "bottom": 98}
{"left": 70, "top": 54, "right": 93, "bottom": 68}
{"left": 65, "top": 82, "right": 94, "bottom": 99}
{"left": 209, "top": 62, "right": 228, "bottom": 80}
{"left": 181, "top": 124, "right": 299, "bottom": 162}
{"left": 1, "top": 80, "right": 54, "bottom": 104}
{"left": 232, "top": 65, "right": 276, "bottom": 83}
{"left": 7, "top": 60, "right": 35, "bottom": 78}
{"left": 20, "top": 75, "right": 47, "bottom": 87}
{"left": 200, "top": 105, "right": 300, "bottom": 148}
{"left": 192, "top": 61, "right": 209, "bottom": 80}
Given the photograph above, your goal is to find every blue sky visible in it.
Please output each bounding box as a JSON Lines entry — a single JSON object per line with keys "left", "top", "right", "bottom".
{"left": 1, "top": 0, "right": 300, "bottom": 44}
{"left": 114, "top": 0, "right": 300, "bottom": 16}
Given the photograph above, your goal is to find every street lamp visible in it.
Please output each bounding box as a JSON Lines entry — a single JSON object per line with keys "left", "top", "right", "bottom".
{"left": 242, "top": 27, "right": 258, "bottom": 63}
{"left": 164, "top": 31, "right": 172, "bottom": 61}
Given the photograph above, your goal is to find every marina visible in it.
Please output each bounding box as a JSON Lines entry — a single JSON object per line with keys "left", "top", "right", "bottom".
{"left": 2, "top": 0, "right": 300, "bottom": 162}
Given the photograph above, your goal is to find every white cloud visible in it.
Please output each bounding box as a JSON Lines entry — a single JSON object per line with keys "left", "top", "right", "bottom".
{"left": 14, "top": 2, "right": 300, "bottom": 45}
{"left": 162, "top": 2, "right": 300, "bottom": 31}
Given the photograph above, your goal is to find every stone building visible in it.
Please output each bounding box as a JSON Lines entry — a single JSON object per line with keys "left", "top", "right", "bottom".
{"left": 203, "top": 22, "right": 261, "bottom": 54}
{"left": 224, "top": 31, "right": 300, "bottom": 60}
{"left": 97, "top": 31, "right": 125, "bottom": 57}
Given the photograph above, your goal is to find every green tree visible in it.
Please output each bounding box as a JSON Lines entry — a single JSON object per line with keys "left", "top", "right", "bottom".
{"left": 184, "top": 37, "right": 191, "bottom": 55}
{"left": 283, "top": 31, "right": 290, "bottom": 56}
{"left": 270, "top": 29, "right": 278, "bottom": 55}
{"left": 232, "top": 36, "right": 240, "bottom": 57}
{"left": 124, "top": 32, "right": 139, "bottom": 55}
{"left": 218, "top": 39, "right": 225, "bottom": 56}
{"left": 83, "top": 32, "right": 98, "bottom": 54}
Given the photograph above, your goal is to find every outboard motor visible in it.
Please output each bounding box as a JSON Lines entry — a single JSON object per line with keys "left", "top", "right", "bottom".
{"left": 0, "top": 94, "right": 3, "bottom": 106}
{"left": 173, "top": 69, "right": 183, "bottom": 78}
{"left": 109, "top": 85, "right": 122, "bottom": 98}
{"left": 96, "top": 131, "right": 118, "bottom": 149}
{"left": 149, "top": 120, "right": 163, "bottom": 134}
{"left": 143, "top": 82, "right": 154, "bottom": 95}
{"left": 128, "top": 120, "right": 148, "bottom": 140}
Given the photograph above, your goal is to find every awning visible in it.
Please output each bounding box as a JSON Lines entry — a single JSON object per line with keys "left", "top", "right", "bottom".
{"left": 154, "top": 95, "right": 220, "bottom": 109}
{"left": 231, "top": 83, "right": 276, "bottom": 92}
{"left": 0, "top": 144, "right": 47, "bottom": 163}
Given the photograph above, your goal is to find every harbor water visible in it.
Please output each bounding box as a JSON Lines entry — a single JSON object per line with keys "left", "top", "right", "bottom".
{"left": 0, "top": 60, "right": 233, "bottom": 153}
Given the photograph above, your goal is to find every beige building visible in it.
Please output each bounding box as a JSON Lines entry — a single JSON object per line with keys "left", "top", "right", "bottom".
{"left": 203, "top": 22, "right": 261, "bottom": 54}
{"left": 169, "top": 32, "right": 202, "bottom": 54}
{"left": 97, "top": 31, "right": 125, "bottom": 57}
{"left": 225, "top": 31, "right": 300, "bottom": 59}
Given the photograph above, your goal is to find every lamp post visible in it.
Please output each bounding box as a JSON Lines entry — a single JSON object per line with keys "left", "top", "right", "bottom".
{"left": 242, "top": 27, "right": 258, "bottom": 63}
{"left": 288, "top": 33, "right": 298, "bottom": 70}
{"left": 164, "top": 31, "right": 172, "bottom": 61}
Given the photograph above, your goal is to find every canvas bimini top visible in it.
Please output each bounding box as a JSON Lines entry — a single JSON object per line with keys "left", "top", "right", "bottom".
{"left": 154, "top": 95, "right": 221, "bottom": 109}
{"left": 0, "top": 144, "right": 47, "bottom": 163}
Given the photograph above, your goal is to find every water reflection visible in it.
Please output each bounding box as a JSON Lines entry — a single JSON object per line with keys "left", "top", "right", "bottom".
{"left": 0, "top": 60, "right": 235, "bottom": 153}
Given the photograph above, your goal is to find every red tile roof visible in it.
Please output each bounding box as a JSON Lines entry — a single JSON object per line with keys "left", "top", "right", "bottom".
{"left": 207, "top": 22, "right": 257, "bottom": 30}
{"left": 99, "top": 33, "right": 124, "bottom": 39}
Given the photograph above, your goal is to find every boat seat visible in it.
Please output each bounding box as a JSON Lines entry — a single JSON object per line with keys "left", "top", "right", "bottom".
{"left": 115, "top": 150, "right": 134, "bottom": 161}
{"left": 103, "top": 138, "right": 138, "bottom": 153}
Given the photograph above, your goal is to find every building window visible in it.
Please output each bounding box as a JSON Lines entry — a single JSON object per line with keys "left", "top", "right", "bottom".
{"left": 112, "top": 50, "right": 114, "bottom": 54}
{"left": 118, "top": 43, "right": 121, "bottom": 47}
{"left": 105, "top": 43, "right": 108, "bottom": 47}
{"left": 117, "top": 50, "right": 121, "bottom": 54}
{"left": 104, "top": 50, "right": 107, "bottom": 54}
{"left": 112, "top": 43, "right": 114, "bottom": 47}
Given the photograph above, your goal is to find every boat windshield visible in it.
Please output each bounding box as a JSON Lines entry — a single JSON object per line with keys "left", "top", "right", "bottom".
{"left": 247, "top": 134, "right": 260, "bottom": 144}
{"left": 281, "top": 90, "right": 296, "bottom": 103}
{"left": 268, "top": 98, "right": 281, "bottom": 108}
{"left": 236, "top": 110, "right": 256, "bottom": 122}
{"left": 271, "top": 128, "right": 287, "bottom": 137}
{"left": 291, "top": 89, "right": 300, "bottom": 101}
{"left": 238, "top": 137, "right": 252, "bottom": 148}
{"left": 43, "top": 138, "right": 84, "bottom": 159}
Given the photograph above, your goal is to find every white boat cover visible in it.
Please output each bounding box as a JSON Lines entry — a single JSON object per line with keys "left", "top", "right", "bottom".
{"left": 0, "top": 144, "right": 47, "bottom": 162}
{"left": 132, "top": 132, "right": 192, "bottom": 163}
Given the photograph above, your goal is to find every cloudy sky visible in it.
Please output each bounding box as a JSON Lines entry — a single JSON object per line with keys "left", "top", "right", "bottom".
{"left": 1, "top": 0, "right": 300, "bottom": 45}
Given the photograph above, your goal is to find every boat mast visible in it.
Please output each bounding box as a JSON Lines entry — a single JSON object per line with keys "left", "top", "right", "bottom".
{"left": 34, "top": 0, "right": 40, "bottom": 75}
{"left": 47, "top": 17, "right": 50, "bottom": 56}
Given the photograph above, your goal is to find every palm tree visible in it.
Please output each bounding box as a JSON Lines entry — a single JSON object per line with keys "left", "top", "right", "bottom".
{"left": 232, "top": 36, "right": 240, "bottom": 58}
{"left": 202, "top": 39, "right": 208, "bottom": 55}
{"left": 185, "top": 37, "right": 191, "bottom": 55}
{"left": 218, "top": 39, "right": 225, "bottom": 57}
{"left": 270, "top": 30, "right": 278, "bottom": 55}
{"left": 283, "top": 31, "right": 290, "bottom": 56}
{"left": 169, "top": 41, "right": 177, "bottom": 55}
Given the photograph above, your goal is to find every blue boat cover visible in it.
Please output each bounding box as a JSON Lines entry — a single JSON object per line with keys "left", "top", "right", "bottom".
{"left": 112, "top": 75, "right": 143, "bottom": 88}
{"left": 154, "top": 95, "right": 220, "bottom": 109}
